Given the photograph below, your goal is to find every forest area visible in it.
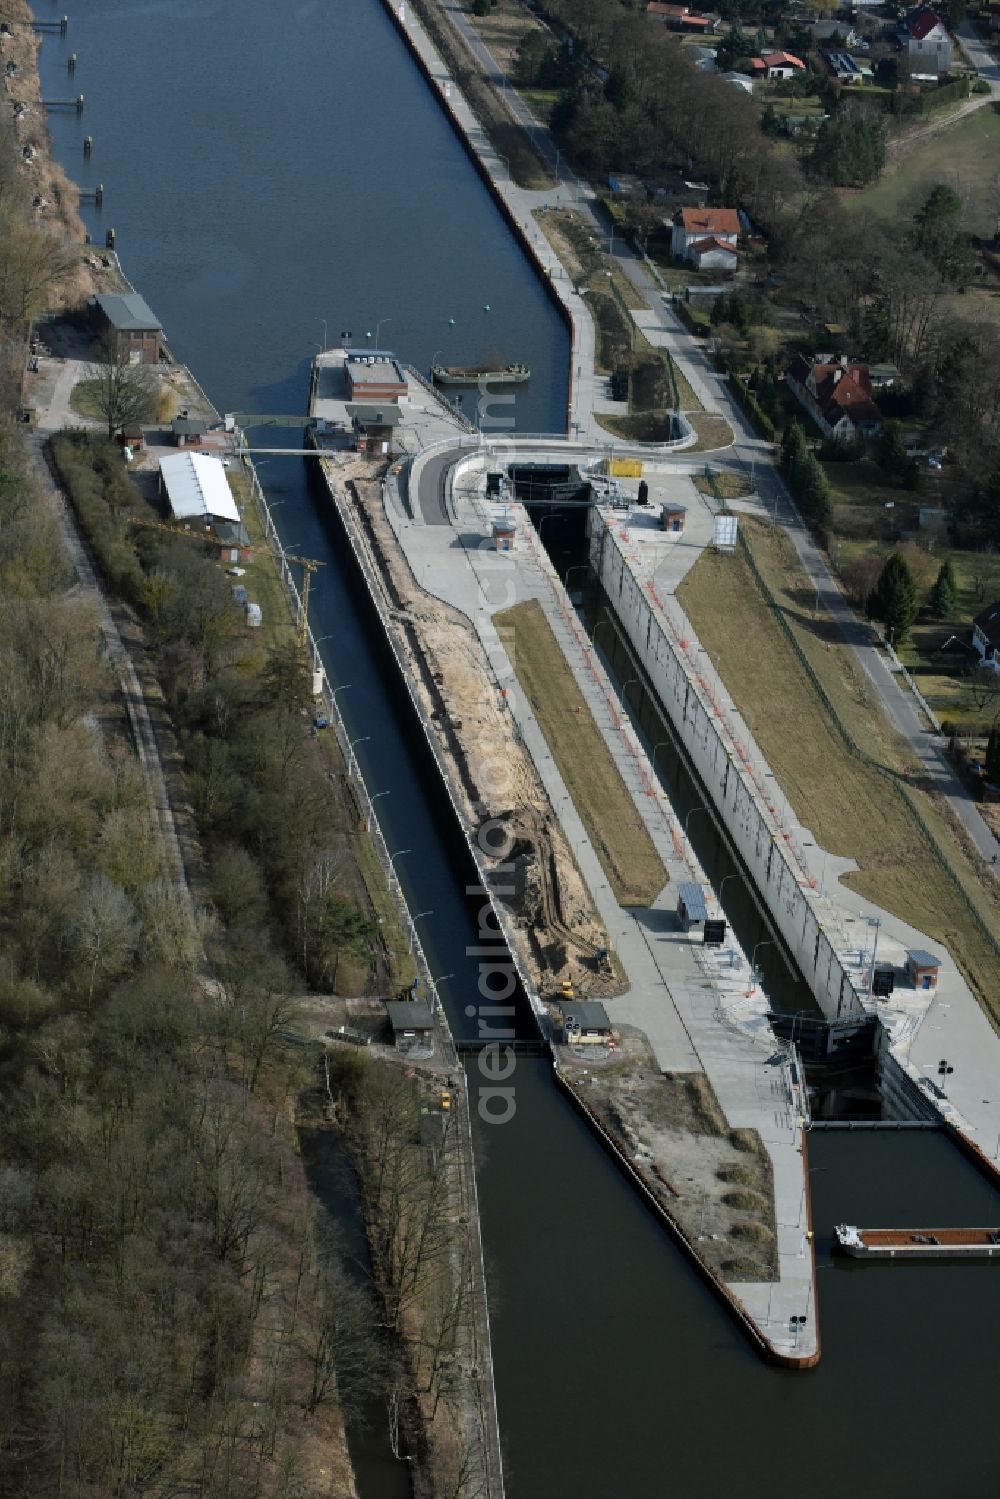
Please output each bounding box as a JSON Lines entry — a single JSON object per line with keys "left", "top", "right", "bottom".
{"left": 0, "top": 49, "right": 410, "bottom": 1499}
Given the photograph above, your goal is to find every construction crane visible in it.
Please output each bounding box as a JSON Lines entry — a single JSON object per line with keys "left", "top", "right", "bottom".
{"left": 128, "top": 516, "right": 324, "bottom": 652}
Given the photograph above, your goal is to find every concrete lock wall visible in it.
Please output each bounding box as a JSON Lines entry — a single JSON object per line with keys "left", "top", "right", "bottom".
{"left": 590, "top": 515, "right": 865, "bottom": 1024}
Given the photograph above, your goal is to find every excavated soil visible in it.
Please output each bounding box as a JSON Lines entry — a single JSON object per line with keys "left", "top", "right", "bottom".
{"left": 560, "top": 1027, "right": 778, "bottom": 1281}
{"left": 344, "top": 466, "right": 623, "bottom": 1000}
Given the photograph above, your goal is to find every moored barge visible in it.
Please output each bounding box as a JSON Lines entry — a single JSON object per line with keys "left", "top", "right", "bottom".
{"left": 431, "top": 361, "right": 530, "bottom": 385}
{"left": 835, "top": 1224, "right": 1000, "bottom": 1260}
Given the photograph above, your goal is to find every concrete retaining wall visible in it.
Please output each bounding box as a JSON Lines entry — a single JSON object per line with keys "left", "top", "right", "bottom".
{"left": 589, "top": 512, "right": 865, "bottom": 1025}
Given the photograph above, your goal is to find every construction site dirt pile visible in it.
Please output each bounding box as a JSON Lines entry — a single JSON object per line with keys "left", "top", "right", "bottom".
{"left": 349, "top": 469, "right": 623, "bottom": 999}
{"left": 560, "top": 1028, "right": 778, "bottom": 1281}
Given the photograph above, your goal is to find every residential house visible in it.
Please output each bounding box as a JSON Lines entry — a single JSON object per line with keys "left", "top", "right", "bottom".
{"left": 671, "top": 206, "right": 739, "bottom": 262}
{"left": 972, "top": 602, "right": 1000, "bottom": 668}
{"left": 809, "top": 20, "right": 860, "bottom": 44}
{"left": 647, "top": 2, "right": 714, "bottom": 28}
{"left": 687, "top": 235, "right": 738, "bottom": 271}
{"left": 822, "top": 50, "right": 865, "bottom": 82}
{"left": 92, "top": 291, "right": 162, "bottom": 366}
{"left": 902, "top": 6, "right": 952, "bottom": 74}
{"left": 786, "top": 354, "right": 884, "bottom": 439}
{"left": 759, "top": 49, "right": 806, "bottom": 79}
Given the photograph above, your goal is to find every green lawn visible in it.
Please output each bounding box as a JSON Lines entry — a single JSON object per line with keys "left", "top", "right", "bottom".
{"left": 494, "top": 599, "right": 668, "bottom": 907}
{"left": 851, "top": 105, "right": 1000, "bottom": 237}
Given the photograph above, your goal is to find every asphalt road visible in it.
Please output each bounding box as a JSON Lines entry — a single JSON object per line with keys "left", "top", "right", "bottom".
{"left": 432, "top": 0, "right": 1000, "bottom": 872}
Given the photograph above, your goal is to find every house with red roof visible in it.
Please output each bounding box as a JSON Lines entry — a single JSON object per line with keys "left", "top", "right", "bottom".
{"left": 902, "top": 6, "right": 952, "bottom": 74}
{"left": 646, "top": 2, "right": 715, "bottom": 29}
{"left": 671, "top": 206, "right": 740, "bottom": 264}
{"left": 786, "top": 354, "right": 884, "bottom": 440}
{"left": 687, "top": 235, "right": 739, "bottom": 272}
{"left": 760, "top": 50, "right": 806, "bottom": 79}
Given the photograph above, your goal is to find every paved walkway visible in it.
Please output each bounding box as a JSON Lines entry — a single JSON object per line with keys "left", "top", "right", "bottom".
{"left": 385, "top": 461, "right": 818, "bottom": 1359}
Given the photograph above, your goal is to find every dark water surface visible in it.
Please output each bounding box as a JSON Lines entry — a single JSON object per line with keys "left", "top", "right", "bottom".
{"left": 35, "top": 4, "right": 1000, "bottom": 1495}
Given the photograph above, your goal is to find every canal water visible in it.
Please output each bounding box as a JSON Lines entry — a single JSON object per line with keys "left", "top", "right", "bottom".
{"left": 35, "top": 3, "right": 1000, "bottom": 1495}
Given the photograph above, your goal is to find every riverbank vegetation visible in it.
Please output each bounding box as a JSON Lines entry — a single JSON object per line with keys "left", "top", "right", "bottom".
{"left": 326, "top": 1051, "right": 495, "bottom": 1497}
{"left": 0, "top": 420, "right": 378, "bottom": 1494}
{"left": 49, "top": 432, "right": 406, "bottom": 998}
{"left": 495, "top": 599, "right": 668, "bottom": 906}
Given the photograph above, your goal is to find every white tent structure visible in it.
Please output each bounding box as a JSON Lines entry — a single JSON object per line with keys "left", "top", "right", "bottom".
{"left": 159, "top": 452, "right": 240, "bottom": 527}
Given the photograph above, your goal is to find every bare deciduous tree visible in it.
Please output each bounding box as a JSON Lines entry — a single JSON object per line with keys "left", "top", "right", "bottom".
{"left": 87, "top": 333, "right": 157, "bottom": 439}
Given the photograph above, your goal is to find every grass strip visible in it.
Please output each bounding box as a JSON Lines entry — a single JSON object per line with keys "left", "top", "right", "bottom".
{"left": 495, "top": 598, "right": 667, "bottom": 906}
{"left": 677, "top": 518, "right": 1000, "bottom": 1029}
{"left": 406, "top": 0, "right": 554, "bottom": 189}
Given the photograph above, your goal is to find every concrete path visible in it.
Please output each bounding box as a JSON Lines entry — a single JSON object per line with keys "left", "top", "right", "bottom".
{"left": 386, "top": 460, "right": 819, "bottom": 1359}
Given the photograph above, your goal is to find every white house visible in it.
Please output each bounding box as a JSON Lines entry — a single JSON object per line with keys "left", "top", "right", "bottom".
{"left": 903, "top": 6, "right": 952, "bottom": 74}
{"left": 759, "top": 49, "right": 806, "bottom": 80}
{"left": 688, "top": 235, "right": 739, "bottom": 271}
{"left": 720, "top": 69, "right": 755, "bottom": 94}
{"left": 972, "top": 603, "right": 1000, "bottom": 668}
{"left": 671, "top": 206, "right": 739, "bottom": 262}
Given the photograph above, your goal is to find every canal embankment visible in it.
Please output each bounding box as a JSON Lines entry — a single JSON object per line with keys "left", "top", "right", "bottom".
{"left": 346, "top": 421, "right": 822, "bottom": 1363}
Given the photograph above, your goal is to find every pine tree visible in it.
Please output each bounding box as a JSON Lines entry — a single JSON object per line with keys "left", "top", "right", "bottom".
{"left": 928, "top": 559, "right": 957, "bottom": 620}
{"left": 781, "top": 420, "right": 806, "bottom": 468}
{"left": 867, "top": 552, "right": 918, "bottom": 644}
{"left": 879, "top": 421, "right": 909, "bottom": 482}
{"left": 986, "top": 727, "right": 1000, "bottom": 788}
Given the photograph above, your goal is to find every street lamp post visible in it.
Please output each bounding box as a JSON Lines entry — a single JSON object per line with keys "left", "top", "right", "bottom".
{"left": 620, "top": 677, "right": 641, "bottom": 712}
{"left": 684, "top": 805, "right": 708, "bottom": 837}
{"left": 719, "top": 871, "right": 740, "bottom": 902}
{"left": 592, "top": 618, "right": 616, "bottom": 655}
{"left": 348, "top": 733, "right": 369, "bottom": 778}
{"left": 866, "top": 915, "right": 881, "bottom": 992}
{"left": 409, "top": 909, "right": 434, "bottom": 954}
{"left": 537, "top": 511, "right": 562, "bottom": 544}
{"left": 752, "top": 939, "right": 775, "bottom": 972}
{"left": 652, "top": 741, "right": 671, "bottom": 778}
{"left": 388, "top": 848, "right": 412, "bottom": 884}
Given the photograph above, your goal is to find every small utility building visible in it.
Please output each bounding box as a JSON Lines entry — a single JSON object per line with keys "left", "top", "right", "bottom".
{"left": 386, "top": 1000, "right": 435, "bottom": 1051}
{"left": 677, "top": 882, "right": 708, "bottom": 932}
{"left": 346, "top": 402, "right": 402, "bottom": 455}
{"left": 561, "top": 1001, "right": 613, "bottom": 1046}
{"left": 345, "top": 351, "right": 408, "bottom": 402}
{"left": 92, "top": 291, "right": 162, "bottom": 366}
{"left": 159, "top": 452, "right": 240, "bottom": 531}
{"left": 906, "top": 949, "right": 941, "bottom": 991}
